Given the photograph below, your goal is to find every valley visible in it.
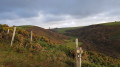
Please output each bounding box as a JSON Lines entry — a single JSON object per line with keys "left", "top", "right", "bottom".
{"left": 0, "top": 22, "right": 120, "bottom": 67}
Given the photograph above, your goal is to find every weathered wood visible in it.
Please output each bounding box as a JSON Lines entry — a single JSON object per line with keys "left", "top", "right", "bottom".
{"left": 75, "top": 38, "right": 83, "bottom": 67}
{"left": 30, "top": 31, "right": 32, "bottom": 42}
{"left": 75, "top": 38, "right": 79, "bottom": 67}
{"left": 30, "top": 31, "right": 33, "bottom": 48}
{"left": 11, "top": 27, "right": 16, "bottom": 47}
{"left": 7, "top": 29, "right": 9, "bottom": 34}
{"left": 79, "top": 47, "right": 83, "bottom": 67}
{"left": 76, "top": 38, "right": 78, "bottom": 48}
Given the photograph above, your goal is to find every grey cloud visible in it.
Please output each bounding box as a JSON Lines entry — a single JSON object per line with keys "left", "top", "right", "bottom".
{"left": 0, "top": 0, "right": 118, "bottom": 19}
{"left": 0, "top": 0, "right": 120, "bottom": 28}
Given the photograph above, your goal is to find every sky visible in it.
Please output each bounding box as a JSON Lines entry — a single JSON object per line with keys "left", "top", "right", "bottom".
{"left": 0, "top": 0, "right": 120, "bottom": 29}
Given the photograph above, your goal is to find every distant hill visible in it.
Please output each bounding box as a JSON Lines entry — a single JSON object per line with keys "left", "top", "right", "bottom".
{"left": 60, "top": 22, "right": 120, "bottom": 59}
{"left": 51, "top": 26, "right": 83, "bottom": 34}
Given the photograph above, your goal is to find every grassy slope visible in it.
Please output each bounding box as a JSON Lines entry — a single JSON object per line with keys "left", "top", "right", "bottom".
{"left": 103, "top": 22, "right": 120, "bottom": 40}
{"left": 103, "top": 22, "right": 120, "bottom": 26}
{"left": 51, "top": 27, "right": 83, "bottom": 34}
{"left": 0, "top": 24, "right": 76, "bottom": 67}
{"left": 0, "top": 42, "right": 76, "bottom": 67}
{"left": 52, "top": 22, "right": 120, "bottom": 34}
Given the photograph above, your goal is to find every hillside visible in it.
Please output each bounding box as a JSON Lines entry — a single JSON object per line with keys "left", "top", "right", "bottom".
{"left": 0, "top": 24, "right": 76, "bottom": 67}
{"left": 18, "top": 25, "right": 69, "bottom": 44}
{"left": 51, "top": 22, "right": 120, "bottom": 67}
{"left": 0, "top": 23, "right": 120, "bottom": 67}
{"left": 61, "top": 22, "right": 120, "bottom": 59}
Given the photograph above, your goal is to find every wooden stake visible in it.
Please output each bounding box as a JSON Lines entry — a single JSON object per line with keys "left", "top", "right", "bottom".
{"left": 79, "top": 47, "right": 83, "bottom": 67}
{"left": 30, "top": 31, "right": 32, "bottom": 42}
{"left": 75, "top": 38, "right": 79, "bottom": 67}
{"left": 11, "top": 27, "right": 16, "bottom": 47}
{"left": 30, "top": 31, "right": 33, "bottom": 48}
{"left": 7, "top": 29, "right": 9, "bottom": 34}
{"left": 76, "top": 38, "right": 78, "bottom": 48}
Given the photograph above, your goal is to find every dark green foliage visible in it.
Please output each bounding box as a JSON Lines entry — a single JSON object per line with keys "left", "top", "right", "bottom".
{"left": 82, "top": 62, "right": 102, "bottom": 67}
{"left": 38, "top": 41, "right": 55, "bottom": 50}
{"left": 85, "top": 51, "right": 120, "bottom": 66}
{"left": 108, "top": 64, "right": 119, "bottom": 67}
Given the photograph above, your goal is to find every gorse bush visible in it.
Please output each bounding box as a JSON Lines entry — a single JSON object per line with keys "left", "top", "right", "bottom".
{"left": 82, "top": 51, "right": 120, "bottom": 67}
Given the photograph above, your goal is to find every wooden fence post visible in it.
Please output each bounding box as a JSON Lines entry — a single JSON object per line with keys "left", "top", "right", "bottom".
{"left": 75, "top": 38, "right": 83, "bottom": 67}
{"left": 30, "top": 31, "right": 32, "bottom": 42}
{"left": 11, "top": 27, "right": 16, "bottom": 47}
{"left": 79, "top": 47, "right": 83, "bottom": 67}
{"left": 76, "top": 38, "right": 78, "bottom": 48}
{"left": 7, "top": 29, "right": 9, "bottom": 34}
{"left": 30, "top": 31, "right": 33, "bottom": 48}
{"left": 75, "top": 38, "right": 79, "bottom": 67}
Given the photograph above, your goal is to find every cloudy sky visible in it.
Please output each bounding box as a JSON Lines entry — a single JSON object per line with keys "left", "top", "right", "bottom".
{"left": 0, "top": 0, "right": 120, "bottom": 28}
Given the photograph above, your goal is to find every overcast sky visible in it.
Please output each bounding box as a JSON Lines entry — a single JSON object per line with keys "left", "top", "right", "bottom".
{"left": 0, "top": 0, "right": 120, "bottom": 28}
